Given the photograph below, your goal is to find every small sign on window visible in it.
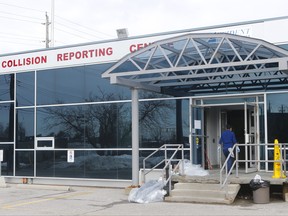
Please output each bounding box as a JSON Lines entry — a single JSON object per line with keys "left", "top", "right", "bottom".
{"left": 0, "top": 150, "right": 3, "bottom": 162}
{"left": 67, "top": 150, "right": 74, "bottom": 163}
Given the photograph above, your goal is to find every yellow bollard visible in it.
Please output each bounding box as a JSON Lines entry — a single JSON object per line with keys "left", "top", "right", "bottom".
{"left": 272, "top": 139, "right": 286, "bottom": 179}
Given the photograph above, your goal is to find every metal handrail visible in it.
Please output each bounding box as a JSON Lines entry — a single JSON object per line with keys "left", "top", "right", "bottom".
{"left": 220, "top": 142, "right": 288, "bottom": 189}
{"left": 142, "top": 144, "right": 184, "bottom": 195}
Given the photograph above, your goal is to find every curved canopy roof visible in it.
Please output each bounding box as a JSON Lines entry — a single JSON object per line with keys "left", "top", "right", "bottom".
{"left": 102, "top": 33, "right": 288, "bottom": 96}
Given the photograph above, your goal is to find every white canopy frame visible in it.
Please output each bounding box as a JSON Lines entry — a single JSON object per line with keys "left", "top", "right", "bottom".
{"left": 102, "top": 33, "right": 288, "bottom": 186}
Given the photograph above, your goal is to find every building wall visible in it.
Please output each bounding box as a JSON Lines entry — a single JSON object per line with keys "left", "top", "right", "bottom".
{"left": 1, "top": 17, "right": 288, "bottom": 181}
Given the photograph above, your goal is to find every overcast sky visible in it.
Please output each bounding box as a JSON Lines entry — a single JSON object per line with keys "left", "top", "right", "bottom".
{"left": 0, "top": 0, "right": 288, "bottom": 54}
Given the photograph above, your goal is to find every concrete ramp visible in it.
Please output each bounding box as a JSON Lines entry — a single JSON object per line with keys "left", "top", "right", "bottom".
{"left": 165, "top": 182, "right": 240, "bottom": 204}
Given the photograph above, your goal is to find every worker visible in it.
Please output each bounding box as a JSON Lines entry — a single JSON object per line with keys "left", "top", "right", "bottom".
{"left": 219, "top": 124, "right": 238, "bottom": 173}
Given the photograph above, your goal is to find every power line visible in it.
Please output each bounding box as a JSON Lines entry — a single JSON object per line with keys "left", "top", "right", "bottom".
{"left": 0, "top": 10, "right": 44, "bottom": 22}
{"left": 0, "top": 2, "right": 113, "bottom": 39}
{"left": 0, "top": 39, "right": 42, "bottom": 46}
{"left": 0, "top": 35, "right": 41, "bottom": 42}
{"left": 0, "top": 15, "right": 42, "bottom": 24}
{"left": 54, "top": 27, "right": 96, "bottom": 42}
{"left": 54, "top": 22, "right": 106, "bottom": 40}
{"left": 55, "top": 15, "right": 114, "bottom": 38}
{"left": 0, "top": 32, "right": 42, "bottom": 40}
{"left": 0, "top": 2, "right": 45, "bottom": 13}
{"left": 0, "top": 1, "right": 115, "bottom": 51}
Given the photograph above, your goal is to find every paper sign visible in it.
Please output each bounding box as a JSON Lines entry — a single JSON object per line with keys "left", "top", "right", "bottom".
{"left": 194, "top": 120, "right": 201, "bottom": 129}
{"left": 67, "top": 150, "right": 74, "bottom": 163}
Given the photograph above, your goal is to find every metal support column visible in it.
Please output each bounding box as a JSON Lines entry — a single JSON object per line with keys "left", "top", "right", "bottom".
{"left": 131, "top": 88, "right": 139, "bottom": 186}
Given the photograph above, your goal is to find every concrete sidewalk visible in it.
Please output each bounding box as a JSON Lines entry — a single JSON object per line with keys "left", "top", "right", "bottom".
{"left": 0, "top": 184, "right": 287, "bottom": 216}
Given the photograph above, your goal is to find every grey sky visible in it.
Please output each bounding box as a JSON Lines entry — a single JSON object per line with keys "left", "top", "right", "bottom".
{"left": 0, "top": 0, "right": 287, "bottom": 54}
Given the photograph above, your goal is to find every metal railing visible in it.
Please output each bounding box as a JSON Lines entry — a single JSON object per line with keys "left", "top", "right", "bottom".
{"left": 142, "top": 144, "right": 184, "bottom": 195}
{"left": 220, "top": 142, "right": 288, "bottom": 189}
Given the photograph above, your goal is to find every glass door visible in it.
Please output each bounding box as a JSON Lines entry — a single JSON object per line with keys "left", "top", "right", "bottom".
{"left": 244, "top": 100, "right": 260, "bottom": 173}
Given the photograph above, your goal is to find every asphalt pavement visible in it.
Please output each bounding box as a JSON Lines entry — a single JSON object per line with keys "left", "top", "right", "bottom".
{"left": 0, "top": 183, "right": 287, "bottom": 216}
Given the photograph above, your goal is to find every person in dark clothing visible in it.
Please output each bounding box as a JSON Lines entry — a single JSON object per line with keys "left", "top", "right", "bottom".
{"left": 219, "top": 124, "right": 237, "bottom": 173}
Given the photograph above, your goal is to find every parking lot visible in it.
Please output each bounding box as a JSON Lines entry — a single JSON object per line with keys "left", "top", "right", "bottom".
{"left": 0, "top": 184, "right": 287, "bottom": 216}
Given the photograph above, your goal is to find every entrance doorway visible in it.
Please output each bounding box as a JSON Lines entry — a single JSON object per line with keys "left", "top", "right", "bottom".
{"left": 190, "top": 94, "right": 264, "bottom": 172}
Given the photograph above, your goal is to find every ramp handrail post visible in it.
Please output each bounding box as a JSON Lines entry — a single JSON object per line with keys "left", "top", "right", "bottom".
{"left": 142, "top": 144, "right": 184, "bottom": 185}
{"left": 284, "top": 143, "right": 287, "bottom": 175}
{"left": 181, "top": 145, "right": 184, "bottom": 175}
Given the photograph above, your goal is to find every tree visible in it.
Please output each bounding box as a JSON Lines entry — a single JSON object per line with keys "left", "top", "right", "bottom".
{"left": 42, "top": 88, "right": 175, "bottom": 149}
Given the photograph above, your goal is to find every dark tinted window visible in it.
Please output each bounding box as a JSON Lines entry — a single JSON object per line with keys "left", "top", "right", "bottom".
{"left": 267, "top": 93, "right": 288, "bottom": 143}
{"left": 15, "top": 151, "right": 34, "bottom": 176}
{"left": 37, "top": 103, "right": 132, "bottom": 148}
{"left": 16, "top": 108, "right": 34, "bottom": 149}
{"left": 0, "top": 144, "right": 13, "bottom": 176}
{"left": 0, "top": 103, "right": 14, "bottom": 142}
{"left": 16, "top": 72, "right": 35, "bottom": 106}
{"left": 35, "top": 150, "right": 132, "bottom": 179}
{"left": 37, "top": 64, "right": 130, "bottom": 105}
{"left": 0, "top": 74, "right": 14, "bottom": 101}
{"left": 139, "top": 99, "right": 177, "bottom": 148}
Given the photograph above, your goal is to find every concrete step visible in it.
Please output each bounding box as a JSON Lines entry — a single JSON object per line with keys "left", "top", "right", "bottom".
{"left": 165, "top": 195, "right": 234, "bottom": 204}
{"left": 174, "top": 182, "right": 223, "bottom": 190}
{"left": 165, "top": 182, "right": 240, "bottom": 204}
{"left": 170, "top": 188, "right": 235, "bottom": 199}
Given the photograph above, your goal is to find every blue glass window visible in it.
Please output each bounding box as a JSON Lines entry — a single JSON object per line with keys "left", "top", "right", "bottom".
{"left": 0, "top": 74, "right": 14, "bottom": 101}
{"left": 0, "top": 103, "right": 14, "bottom": 142}
{"left": 16, "top": 108, "right": 34, "bottom": 149}
{"left": 37, "top": 103, "right": 132, "bottom": 149}
{"left": 36, "top": 150, "right": 132, "bottom": 179}
{"left": 15, "top": 151, "right": 34, "bottom": 176}
{"left": 37, "top": 64, "right": 130, "bottom": 105}
{"left": 16, "top": 72, "right": 35, "bottom": 107}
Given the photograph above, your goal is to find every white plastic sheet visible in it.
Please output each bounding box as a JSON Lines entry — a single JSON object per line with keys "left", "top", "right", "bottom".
{"left": 179, "top": 159, "right": 209, "bottom": 176}
{"left": 128, "top": 180, "right": 167, "bottom": 203}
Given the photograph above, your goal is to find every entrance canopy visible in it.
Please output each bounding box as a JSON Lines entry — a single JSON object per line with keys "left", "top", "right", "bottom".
{"left": 102, "top": 33, "right": 288, "bottom": 96}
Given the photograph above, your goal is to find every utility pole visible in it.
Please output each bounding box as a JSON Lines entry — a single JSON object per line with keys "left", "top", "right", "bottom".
{"left": 42, "top": 12, "right": 51, "bottom": 48}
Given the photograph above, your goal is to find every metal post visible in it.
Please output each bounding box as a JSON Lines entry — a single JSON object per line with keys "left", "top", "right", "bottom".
{"left": 244, "top": 102, "right": 248, "bottom": 172}
{"left": 284, "top": 143, "right": 287, "bottom": 175}
{"left": 165, "top": 165, "right": 170, "bottom": 196}
{"left": 0, "top": 149, "right": 2, "bottom": 176}
{"left": 131, "top": 88, "right": 139, "bottom": 186}
{"left": 181, "top": 145, "right": 184, "bottom": 175}
{"left": 236, "top": 145, "right": 239, "bottom": 177}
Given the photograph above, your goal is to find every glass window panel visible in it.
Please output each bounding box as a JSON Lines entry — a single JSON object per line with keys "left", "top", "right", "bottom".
{"left": 36, "top": 150, "right": 132, "bottom": 179}
{"left": 16, "top": 108, "right": 34, "bottom": 149}
{"left": 16, "top": 71, "right": 35, "bottom": 106}
{"left": 138, "top": 89, "right": 169, "bottom": 99}
{"left": 15, "top": 151, "right": 34, "bottom": 176}
{"left": 37, "top": 103, "right": 132, "bottom": 149}
{"left": 37, "top": 66, "right": 85, "bottom": 105}
{"left": 278, "top": 43, "right": 288, "bottom": 51}
{"left": 181, "top": 99, "right": 190, "bottom": 145}
{"left": 37, "top": 64, "right": 130, "bottom": 105}
{"left": 203, "top": 97, "right": 257, "bottom": 105}
{"left": 84, "top": 64, "right": 131, "bottom": 102}
{"left": 0, "top": 74, "right": 14, "bottom": 101}
{"left": 139, "top": 99, "right": 176, "bottom": 148}
{"left": 0, "top": 144, "right": 14, "bottom": 176}
{"left": 0, "top": 103, "right": 14, "bottom": 142}
{"left": 267, "top": 93, "right": 288, "bottom": 143}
